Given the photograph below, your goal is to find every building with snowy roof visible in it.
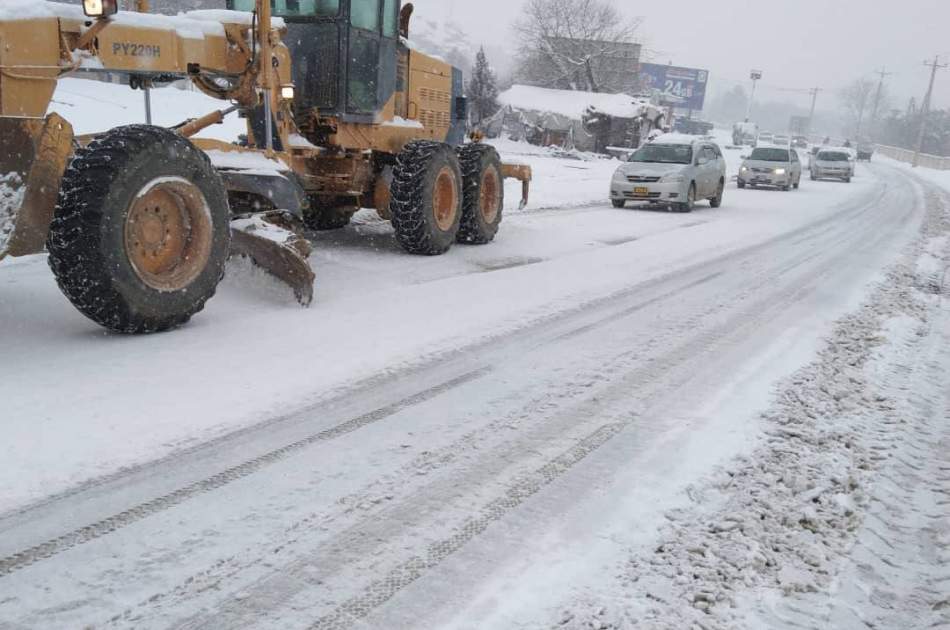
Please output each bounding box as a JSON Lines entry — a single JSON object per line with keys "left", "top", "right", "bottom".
{"left": 485, "top": 85, "right": 668, "bottom": 153}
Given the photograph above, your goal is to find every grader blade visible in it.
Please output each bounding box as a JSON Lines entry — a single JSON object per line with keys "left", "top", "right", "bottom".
{"left": 501, "top": 163, "right": 533, "bottom": 210}
{"left": 0, "top": 114, "right": 74, "bottom": 261}
{"left": 229, "top": 212, "right": 315, "bottom": 306}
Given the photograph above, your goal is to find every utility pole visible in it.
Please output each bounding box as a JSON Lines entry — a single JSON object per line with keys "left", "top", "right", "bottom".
{"left": 854, "top": 86, "right": 870, "bottom": 140}
{"left": 869, "top": 67, "right": 894, "bottom": 140}
{"left": 747, "top": 70, "right": 763, "bottom": 120}
{"left": 806, "top": 87, "right": 822, "bottom": 138}
{"left": 914, "top": 56, "right": 947, "bottom": 167}
{"left": 870, "top": 67, "right": 893, "bottom": 122}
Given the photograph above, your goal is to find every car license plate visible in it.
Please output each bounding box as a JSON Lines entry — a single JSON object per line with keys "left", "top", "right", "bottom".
{"left": 633, "top": 187, "right": 649, "bottom": 196}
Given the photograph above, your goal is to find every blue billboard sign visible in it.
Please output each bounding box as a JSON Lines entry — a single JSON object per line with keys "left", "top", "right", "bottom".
{"left": 638, "top": 63, "right": 709, "bottom": 111}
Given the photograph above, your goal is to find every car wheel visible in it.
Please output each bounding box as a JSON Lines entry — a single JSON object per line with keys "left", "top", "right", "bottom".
{"left": 675, "top": 183, "right": 695, "bottom": 213}
{"left": 709, "top": 179, "right": 724, "bottom": 208}
{"left": 738, "top": 181, "right": 746, "bottom": 189}
{"left": 612, "top": 199, "right": 626, "bottom": 208}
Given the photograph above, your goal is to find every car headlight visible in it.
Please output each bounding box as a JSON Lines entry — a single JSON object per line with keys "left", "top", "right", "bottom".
{"left": 613, "top": 170, "right": 627, "bottom": 180}
{"left": 774, "top": 168, "right": 786, "bottom": 175}
{"left": 660, "top": 173, "right": 686, "bottom": 183}
{"left": 740, "top": 166, "right": 749, "bottom": 172}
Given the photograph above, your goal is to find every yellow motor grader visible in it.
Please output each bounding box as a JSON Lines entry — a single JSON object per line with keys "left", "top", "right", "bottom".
{"left": 0, "top": 0, "right": 531, "bottom": 333}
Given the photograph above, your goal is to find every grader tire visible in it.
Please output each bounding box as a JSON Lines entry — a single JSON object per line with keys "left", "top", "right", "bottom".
{"left": 46, "top": 125, "right": 231, "bottom": 333}
{"left": 456, "top": 144, "right": 504, "bottom": 244}
{"left": 390, "top": 140, "right": 463, "bottom": 255}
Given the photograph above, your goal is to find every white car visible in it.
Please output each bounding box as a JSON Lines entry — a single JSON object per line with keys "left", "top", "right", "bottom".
{"left": 610, "top": 134, "right": 727, "bottom": 212}
{"left": 810, "top": 148, "right": 854, "bottom": 182}
{"left": 738, "top": 146, "right": 803, "bottom": 191}
{"left": 772, "top": 134, "right": 791, "bottom": 146}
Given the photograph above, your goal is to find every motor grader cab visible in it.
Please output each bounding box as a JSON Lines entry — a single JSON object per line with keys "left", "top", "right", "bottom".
{"left": 0, "top": 0, "right": 531, "bottom": 334}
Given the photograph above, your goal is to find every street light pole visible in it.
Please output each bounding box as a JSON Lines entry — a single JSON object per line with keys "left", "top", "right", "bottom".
{"left": 747, "top": 69, "right": 763, "bottom": 120}
{"left": 806, "top": 87, "right": 822, "bottom": 139}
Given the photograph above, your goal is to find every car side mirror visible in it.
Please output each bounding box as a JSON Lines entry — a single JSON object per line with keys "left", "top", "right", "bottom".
{"left": 740, "top": 155, "right": 748, "bottom": 160}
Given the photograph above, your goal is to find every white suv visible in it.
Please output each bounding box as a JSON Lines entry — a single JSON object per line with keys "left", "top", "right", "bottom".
{"left": 610, "top": 135, "right": 727, "bottom": 212}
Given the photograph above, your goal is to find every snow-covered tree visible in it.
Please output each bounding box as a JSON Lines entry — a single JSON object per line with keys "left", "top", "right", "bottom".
{"left": 838, "top": 78, "right": 875, "bottom": 139}
{"left": 512, "top": 0, "right": 642, "bottom": 93}
{"left": 468, "top": 47, "right": 500, "bottom": 128}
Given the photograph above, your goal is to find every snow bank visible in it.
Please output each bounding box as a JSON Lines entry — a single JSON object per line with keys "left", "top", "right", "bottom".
{"left": 548, "top": 191, "right": 948, "bottom": 630}
{"left": 0, "top": 172, "right": 24, "bottom": 255}
{"left": 498, "top": 85, "right": 658, "bottom": 121}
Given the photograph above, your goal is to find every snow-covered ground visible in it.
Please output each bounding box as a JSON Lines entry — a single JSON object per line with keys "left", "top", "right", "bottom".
{"left": 0, "top": 79, "right": 948, "bottom": 630}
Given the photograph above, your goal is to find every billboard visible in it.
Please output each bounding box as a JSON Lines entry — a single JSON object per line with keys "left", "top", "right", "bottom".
{"left": 638, "top": 63, "right": 709, "bottom": 112}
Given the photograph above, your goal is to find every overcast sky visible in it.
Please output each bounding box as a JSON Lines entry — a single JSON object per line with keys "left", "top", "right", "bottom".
{"left": 410, "top": 0, "right": 950, "bottom": 112}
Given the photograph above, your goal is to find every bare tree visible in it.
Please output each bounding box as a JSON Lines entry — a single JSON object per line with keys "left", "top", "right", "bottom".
{"left": 513, "top": 0, "right": 642, "bottom": 93}
{"left": 838, "top": 78, "right": 875, "bottom": 139}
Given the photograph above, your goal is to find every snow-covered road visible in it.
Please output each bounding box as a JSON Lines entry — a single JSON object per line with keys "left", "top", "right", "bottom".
{"left": 2, "top": 151, "right": 948, "bottom": 629}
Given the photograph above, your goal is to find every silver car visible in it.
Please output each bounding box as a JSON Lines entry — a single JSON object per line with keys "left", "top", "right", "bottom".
{"left": 738, "top": 146, "right": 803, "bottom": 191}
{"left": 810, "top": 149, "right": 853, "bottom": 182}
{"left": 610, "top": 136, "right": 727, "bottom": 212}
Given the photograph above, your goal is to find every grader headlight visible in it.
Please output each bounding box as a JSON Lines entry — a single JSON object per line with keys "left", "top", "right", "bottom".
{"left": 280, "top": 85, "right": 296, "bottom": 101}
{"left": 83, "top": 0, "right": 119, "bottom": 18}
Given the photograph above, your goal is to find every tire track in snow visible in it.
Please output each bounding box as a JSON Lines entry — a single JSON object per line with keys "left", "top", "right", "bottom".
{"left": 0, "top": 368, "right": 490, "bottom": 578}
{"left": 0, "top": 175, "right": 888, "bottom": 530}
{"left": 163, "top": 179, "right": 917, "bottom": 630}
{"left": 0, "top": 173, "right": 906, "bottom": 628}
{"left": 545, "top": 175, "right": 949, "bottom": 630}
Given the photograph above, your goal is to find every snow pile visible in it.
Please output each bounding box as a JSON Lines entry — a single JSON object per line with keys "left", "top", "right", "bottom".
{"left": 551, "top": 191, "right": 949, "bottom": 629}
{"left": 0, "top": 172, "right": 24, "bottom": 255}
{"left": 499, "top": 85, "right": 658, "bottom": 121}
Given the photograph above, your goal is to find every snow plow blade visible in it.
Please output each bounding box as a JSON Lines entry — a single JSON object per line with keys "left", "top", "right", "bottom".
{"left": 0, "top": 114, "right": 74, "bottom": 260}
{"left": 229, "top": 212, "right": 315, "bottom": 306}
{"left": 502, "top": 163, "right": 532, "bottom": 210}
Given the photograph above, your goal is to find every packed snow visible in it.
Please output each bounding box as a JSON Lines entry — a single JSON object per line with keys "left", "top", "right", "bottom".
{"left": 0, "top": 172, "right": 24, "bottom": 256}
